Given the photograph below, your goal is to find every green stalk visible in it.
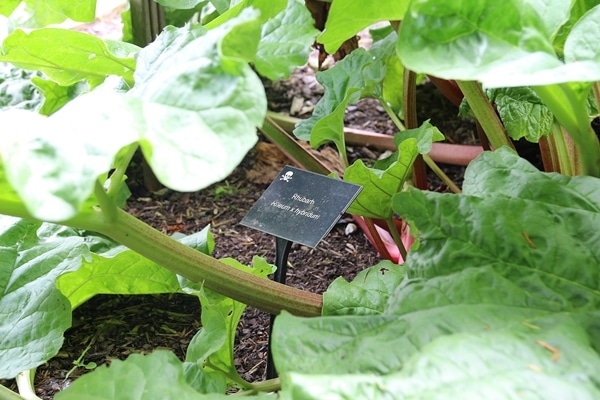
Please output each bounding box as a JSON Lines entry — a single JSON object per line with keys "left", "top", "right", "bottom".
{"left": 0, "top": 202, "right": 323, "bottom": 317}
{"left": 422, "top": 155, "right": 461, "bottom": 194}
{"left": 533, "top": 83, "right": 600, "bottom": 177}
{"left": 455, "top": 80, "right": 515, "bottom": 151}
{"left": 385, "top": 217, "right": 407, "bottom": 261}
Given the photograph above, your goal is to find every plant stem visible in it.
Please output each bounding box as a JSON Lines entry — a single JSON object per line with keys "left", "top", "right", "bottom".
{"left": 385, "top": 217, "right": 407, "bottom": 261}
{"left": 234, "top": 378, "right": 281, "bottom": 395}
{"left": 0, "top": 203, "right": 323, "bottom": 317}
{"left": 422, "top": 155, "right": 461, "bottom": 193}
{"left": 455, "top": 80, "right": 515, "bottom": 151}
{"left": 533, "top": 83, "right": 600, "bottom": 177}
{"left": 15, "top": 370, "right": 40, "bottom": 400}
{"left": 94, "top": 180, "right": 118, "bottom": 223}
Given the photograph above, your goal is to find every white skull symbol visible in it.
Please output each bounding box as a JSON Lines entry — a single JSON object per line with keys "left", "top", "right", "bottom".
{"left": 280, "top": 171, "right": 294, "bottom": 182}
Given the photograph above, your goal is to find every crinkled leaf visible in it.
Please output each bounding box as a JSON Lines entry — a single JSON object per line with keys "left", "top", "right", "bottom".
{"left": 323, "top": 260, "right": 407, "bottom": 316}
{"left": 56, "top": 227, "right": 213, "bottom": 309}
{"left": 345, "top": 138, "right": 418, "bottom": 218}
{"left": 54, "top": 351, "right": 204, "bottom": 400}
{"left": 397, "top": 0, "right": 600, "bottom": 87}
{"left": 280, "top": 320, "right": 600, "bottom": 399}
{"left": 0, "top": 62, "right": 41, "bottom": 110}
{"left": 0, "top": 218, "right": 90, "bottom": 379}
{"left": 254, "top": 0, "right": 319, "bottom": 80}
{"left": 318, "top": 0, "right": 409, "bottom": 53}
{"left": 294, "top": 33, "right": 396, "bottom": 148}
{"left": 461, "top": 87, "right": 554, "bottom": 142}
{"left": 181, "top": 256, "right": 274, "bottom": 391}
{"left": 0, "top": 28, "right": 137, "bottom": 87}
{"left": 273, "top": 149, "right": 600, "bottom": 396}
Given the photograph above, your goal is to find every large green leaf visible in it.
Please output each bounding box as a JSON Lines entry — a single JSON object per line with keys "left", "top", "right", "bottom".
{"left": 280, "top": 319, "right": 600, "bottom": 399}
{"left": 0, "top": 90, "right": 139, "bottom": 221}
{"left": 318, "top": 0, "right": 409, "bottom": 53}
{"left": 54, "top": 351, "right": 206, "bottom": 400}
{"left": 0, "top": 218, "right": 90, "bottom": 379}
{"left": 397, "top": 0, "right": 600, "bottom": 87}
{"left": 272, "top": 149, "right": 600, "bottom": 396}
{"left": 0, "top": 28, "right": 137, "bottom": 87}
{"left": 253, "top": 0, "right": 319, "bottom": 80}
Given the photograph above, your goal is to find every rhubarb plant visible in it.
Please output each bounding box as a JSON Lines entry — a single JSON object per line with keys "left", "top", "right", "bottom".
{"left": 1, "top": 0, "right": 600, "bottom": 398}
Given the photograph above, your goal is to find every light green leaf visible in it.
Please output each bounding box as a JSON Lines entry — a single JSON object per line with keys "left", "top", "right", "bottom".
{"left": 553, "top": 0, "right": 600, "bottom": 55}
{"left": 393, "top": 119, "right": 444, "bottom": 154}
{"left": 0, "top": 218, "right": 90, "bottom": 379}
{"left": 345, "top": 138, "right": 418, "bottom": 218}
{"left": 564, "top": 4, "right": 600, "bottom": 63}
{"left": 54, "top": 351, "right": 204, "bottom": 400}
{"left": 254, "top": 0, "right": 319, "bottom": 80}
{"left": 318, "top": 0, "right": 409, "bottom": 53}
{"left": 204, "top": 0, "right": 287, "bottom": 28}
{"left": 34, "top": 0, "right": 96, "bottom": 22}
{"left": 131, "top": 11, "right": 267, "bottom": 192}
{"left": 524, "top": 0, "right": 571, "bottom": 38}
{"left": 56, "top": 228, "right": 213, "bottom": 309}
{"left": 32, "top": 77, "right": 88, "bottom": 116}
{"left": 182, "top": 256, "right": 274, "bottom": 391}
{"left": 397, "top": 0, "right": 600, "bottom": 87}
{"left": 0, "top": 28, "right": 137, "bottom": 87}
{"left": 0, "top": 0, "right": 21, "bottom": 17}
{"left": 0, "top": 90, "right": 139, "bottom": 221}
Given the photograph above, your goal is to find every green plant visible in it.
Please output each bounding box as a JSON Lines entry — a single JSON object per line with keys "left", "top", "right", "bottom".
{"left": 1, "top": 0, "right": 600, "bottom": 399}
